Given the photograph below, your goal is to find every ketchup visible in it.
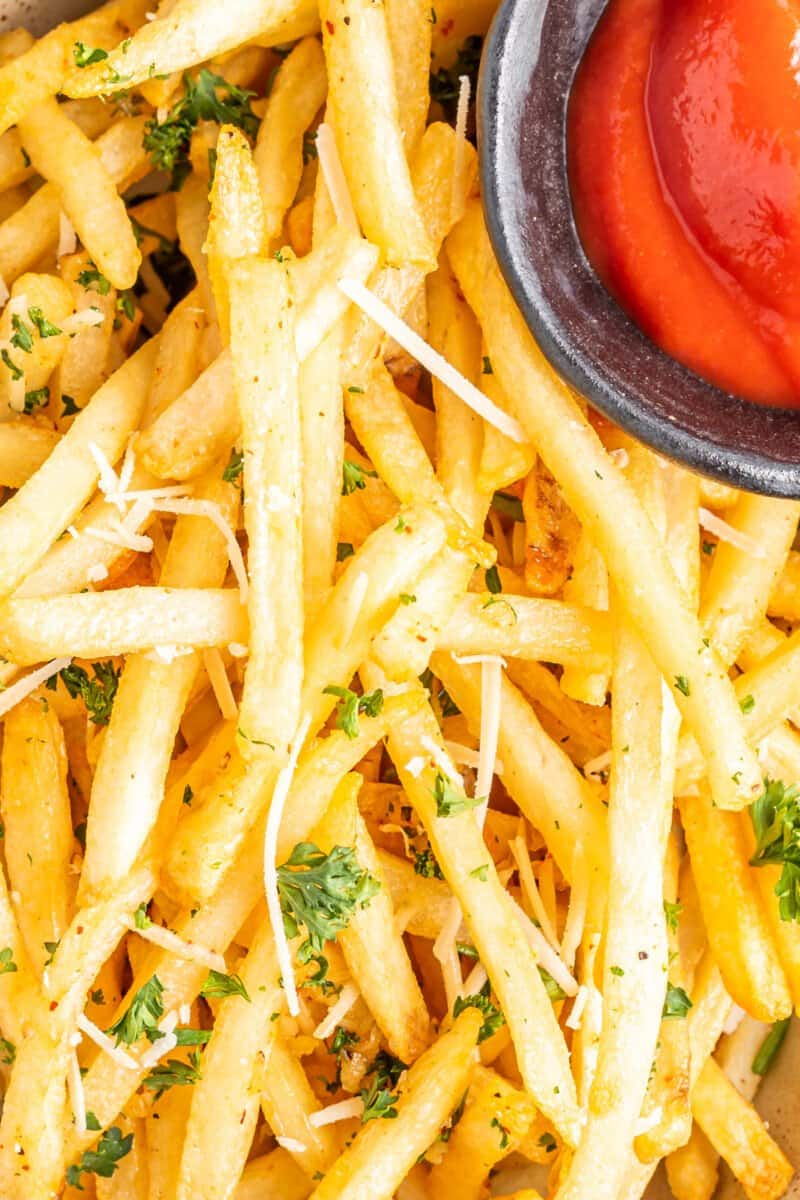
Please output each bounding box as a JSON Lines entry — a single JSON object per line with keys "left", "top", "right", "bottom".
{"left": 568, "top": 0, "right": 800, "bottom": 406}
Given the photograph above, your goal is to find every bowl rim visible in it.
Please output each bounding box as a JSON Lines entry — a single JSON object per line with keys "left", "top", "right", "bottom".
{"left": 478, "top": 0, "right": 800, "bottom": 499}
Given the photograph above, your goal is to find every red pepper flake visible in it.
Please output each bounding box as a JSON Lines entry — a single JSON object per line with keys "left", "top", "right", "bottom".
{"left": 325, "top": 19, "right": 335, "bottom": 34}
{"left": 441, "top": 17, "right": 454, "bottom": 36}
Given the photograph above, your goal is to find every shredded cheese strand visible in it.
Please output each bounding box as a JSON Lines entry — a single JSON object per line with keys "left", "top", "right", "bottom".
{"left": 125, "top": 920, "right": 227, "bottom": 973}
{"left": 203, "top": 648, "right": 238, "bottom": 720}
{"left": 67, "top": 1048, "right": 87, "bottom": 1135}
{"left": 309, "top": 1097, "right": 364, "bottom": 1128}
{"left": 77, "top": 1013, "right": 138, "bottom": 1070}
{"left": 313, "top": 981, "right": 360, "bottom": 1040}
{"left": 698, "top": 506, "right": 767, "bottom": 559}
{"left": 452, "top": 74, "right": 471, "bottom": 220}
{"left": 338, "top": 279, "right": 527, "bottom": 443}
{"left": 0, "top": 657, "right": 71, "bottom": 719}
{"left": 316, "top": 123, "right": 360, "bottom": 235}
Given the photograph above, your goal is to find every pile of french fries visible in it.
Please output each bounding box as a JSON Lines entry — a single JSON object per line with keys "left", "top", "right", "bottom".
{"left": 0, "top": 0, "right": 796, "bottom": 1197}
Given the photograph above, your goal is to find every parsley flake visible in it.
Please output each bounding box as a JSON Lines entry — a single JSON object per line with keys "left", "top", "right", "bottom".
{"left": 323, "top": 685, "right": 384, "bottom": 739}
{"left": 66, "top": 1126, "right": 133, "bottom": 1188}
{"left": 277, "top": 842, "right": 379, "bottom": 965}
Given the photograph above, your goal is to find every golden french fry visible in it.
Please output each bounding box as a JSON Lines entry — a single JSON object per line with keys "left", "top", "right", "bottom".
{"left": 308, "top": 1009, "right": 482, "bottom": 1200}
{"left": 19, "top": 98, "right": 140, "bottom": 289}
{"left": 313, "top": 774, "right": 431, "bottom": 1063}
{"left": 254, "top": 37, "right": 327, "bottom": 240}
{"left": 385, "top": 0, "right": 431, "bottom": 151}
{"left": 680, "top": 790, "right": 791, "bottom": 1022}
{"left": 0, "top": 587, "right": 246, "bottom": 665}
{"left": 0, "top": 272, "right": 74, "bottom": 417}
{"left": 426, "top": 1066, "right": 536, "bottom": 1199}
{"left": 63, "top": 0, "right": 319, "bottom": 96}
{"left": 0, "top": 422, "right": 58, "bottom": 487}
{"left": 1, "top": 696, "right": 73, "bottom": 976}
{"left": 0, "top": 337, "right": 157, "bottom": 603}
{"left": 320, "top": 0, "right": 433, "bottom": 267}
{"left": 234, "top": 1149, "right": 311, "bottom": 1200}
{"left": 691, "top": 1056, "right": 793, "bottom": 1200}
{"left": 207, "top": 125, "right": 267, "bottom": 340}
{"left": 57, "top": 251, "right": 118, "bottom": 418}
{"left": 228, "top": 254, "right": 302, "bottom": 758}
{"left": 259, "top": 1036, "right": 340, "bottom": 1180}
{"left": 666, "top": 1124, "right": 720, "bottom": 1200}
{"left": 143, "top": 290, "right": 205, "bottom": 426}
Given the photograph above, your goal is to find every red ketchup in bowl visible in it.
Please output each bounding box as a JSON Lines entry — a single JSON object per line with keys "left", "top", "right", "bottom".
{"left": 568, "top": 0, "right": 800, "bottom": 406}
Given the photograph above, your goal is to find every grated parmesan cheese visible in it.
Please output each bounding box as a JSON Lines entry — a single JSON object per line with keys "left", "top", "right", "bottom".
{"left": 83, "top": 520, "right": 154, "bottom": 554}
{"left": 276, "top": 1136, "right": 308, "bottom": 1154}
{"left": 565, "top": 984, "right": 589, "bottom": 1031}
{"left": 722, "top": 1002, "right": 746, "bottom": 1036}
{"left": 309, "top": 1097, "right": 364, "bottom": 1128}
{"left": 0, "top": 657, "right": 71, "bottom": 720}
{"left": 313, "top": 981, "right": 359, "bottom": 1040}
{"left": 316, "top": 123, "right": 360, "bottom": 235}
{"left": 339, "top": 279, "right": 526, "bottom": 443}
{"left": 149, "top": 498, "right": 249, "bottom": 601}
{"left": 509, "top": 835, "right": 560, "bottom": 951}
{"left": 67, "top": 1049, "right": 87, "bottom": 1135}
{"left": 87, "top": 563, "right": 109, "bottom": 583}
{"left": 77, "top": 1013, "right": 138, "bottom": 1070}
{"left": 264, "top": 714, "right": 312, "bottom": 1018}
{"left": 419, "top": 735, "right": 462, "bottom": 787}
{"left": 698, "top": 507, "right": 766, "bottom": 559}
{"left": 61, "top": 309, "right": 105, "bottom": 335}
{"left": 203, "top": 648, "right": 238, "bottom": 720}
{"left": 510, "top": 894, "right": 579, "bottom": 997}
{"left": 125, "top": 919, "right": 226, "bottom": 973}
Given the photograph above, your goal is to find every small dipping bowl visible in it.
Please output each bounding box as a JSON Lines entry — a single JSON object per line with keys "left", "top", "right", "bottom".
{"left": 479, "top": 0, "right": 800, "bottom": 498}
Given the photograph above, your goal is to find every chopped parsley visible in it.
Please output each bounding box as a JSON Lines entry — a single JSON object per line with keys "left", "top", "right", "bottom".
{"left": 73, "top": 42, "right": 109, "bottom": 68}
{"left": 752, "top": 1017, "right": 790, "bottom": 1076}
{"left": 107, "top": 975, "right": 164, "bottom": 1045}
{"left": 413, "top": 847, "right": 444, "bottom": 879}
{"left": 485, "top": 564, "right": 502, "bottom": 594}
{"left": 46, "top": 661, "right": 120, "bottom": 726}
{"left": 662, "top": 983, "right": 692, "bottom": 1019}
{"left": 673, "top": 675, "right": 691, "bottom": 697}
{"left": 740, "top": 694, "right": 755, "bottom": 715}
{"left": 749, "top": 779, "right": 800, "bottom": 921}
{"left": 277, "top": 842, "right": 379, "bottom": 965}
{"left": 432, "top": 771, "right": 483, "bottom": 818}
{"left": 144, "top": 1050, "right": 202, "bottom": 1099}
{"left": 663, "top": 900, "right": 683, "bottom": 933}
{"left": 337, "top": 541, "right": 355, "bottom": 561}
{"left": 199, "top": 969, "right": 250, "bottom": 1002}
{"left": 66, "top": 1126, "right": 133, "bottom": 1188}
{"left": 143, "top": 68, "right": 260, "bottom": 189}
{"left": 342, "top": 459, "right": 377, "bottom": 495}
{"left": 323, "top": 685, "right": 384, "bottom": 739}
{"left": 359, "top": 1050, "right": 405, "bottom": 1123}
{"left": 133, "top": 904, "right": 150, "bottom": 930}
{"left": 222, "top": 448, "right": 243, "bottom": 483}
{"left": 0, "top": 947, "right": 17, "bottom": 975}
{"left": 453, "top": 979, "right": 506, "bottom": 1043}
{"left": 61, "top": 394, "right": 80, "bottom": 417}
{"left": 28, "top": 307, "right": 61, "bottom": 338}
{"left": 491, "top": 1115, "right": 510, "bottom": 1149}
{"left": 1, "top": 349, "right": 22, "bottom": 380}
{"left": 429, "top": 36, "right": 483, "bottom": 125}
{"left": 10, "top": 314, "right": 33, "bottom": 353}
{"left": 491, "top": 491, "right": 524, "bottom": 522}
{"left": 539, "top": 966, "right": 566, "bottom": 1002}
{"left": 23, "top": 387, "right": 49, "bottom": 414}
{"left": 0, "top": 1037, "right": 14, "bottom": 1065}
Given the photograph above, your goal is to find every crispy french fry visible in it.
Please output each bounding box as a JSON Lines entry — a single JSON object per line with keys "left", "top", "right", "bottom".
{"left": 300, "top": 322, "right": 343, "bottom": 622}
{"left": 57, "top": 251, "right": 118, "bottom": 418}
{"left": 385, "top": 0, "right": 431, "bottom": 151}
{"left": 666, "top": 1123, "right": 720, "bottom": 1200}
{"left": 228, "top": 255, "right": 302, "bottom": 758}
{"left": 313, "top": 775, "right": 431, "bottom": 1062}
{"left": 320, "top": 0, "right": 433, "bottom": 266}
{"left": 426, "top": 1065, "right": 536, "bottom": 1199}
{"left": 308, "top": 1009, "right": 482, "bottom": 1200}
{"left": 260, "top": 1036, "right": 340, "bottom": 1179}
{"left": 680, "top": 790, "right": 791, "bottom": 1021}
{"left": 175, "top": 920, "right": 282, "bottom": 1200}
{"left": 370, "top": 677, "right": 582, "bottom": 1146}
{"left": 0, "top": 272, "right": 74, "bottom": 417}
{"left": 143, "top": 291, "right": 205, "bottom": 426}
{"left": 208, "top": 126, "right": 267, "bottom": 340}
{"left": 701, "top": 494, "right": 799, "bottom": 667}
{"left": 18, "top": 97, "right": 140, "bottom": 289}
{"left": 63, "top": 0, "right": 319, "bottom": 95}
{"left": 254, "top": 37, "right": 327, "bottom": 240}
{"left": 376, "top": 848, "right": 454, "bottom": 939}
{"left": 0, "top": 337, "right": 157, "bottom": 602}
{"left": 448, "top": 200, "right": 761, "bottom": 812}
{"left": 559, "top": 531, "right": 609, "bottom": 706}
{"left": 0, "top": 587, "right": 246, "bottom": 665}
{"left": 691, "top": 1056, "right": 793, "bottom": 1200}
{"left": 80, "top": 468, "right": 238, "bottom": 903}
{"left": 1, "top": 696, "right": 73, "bottom": 975}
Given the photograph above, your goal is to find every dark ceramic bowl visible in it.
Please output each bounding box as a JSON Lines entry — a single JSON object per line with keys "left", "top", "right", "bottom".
{"left": 478, "top": 0, "right": 800, "bottom": 498}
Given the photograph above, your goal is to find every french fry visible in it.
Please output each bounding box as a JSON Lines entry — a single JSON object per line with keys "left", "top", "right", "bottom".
{"left": 143, "top": 291, "right": 205, "bottom": 426}
{"left": 370, "top": 678, "right": 582, "bottom": 1146}
{"left": 0, "top": 422, "right": 58, "bottom": 487}
{"left": 448, "top": 200, "right": 762, "bottom": 813}
{"left": 679, "top": 789, "right": 791, "bottom": 1021}
{"left": 426, "top": 1065, "right": 537, "bottom": 1199}
{"left": 559, "top": 531, "right": 610, "bottom": 706}
{"left": 385, "top": 0, "right": 432, "bottom": 152}
{"left": 260, "top": 1036, "right": 340, "bottom": 1179}
{"left": 300, "top": 323, "right": 343, "bottom": 622}
{"left": 769, "top": 548, "right": 800, "bottom": 621}
{"left": 57, "top": 251, "right": 118, "bottom": 418}
{"left": 426, "top": 259, "right": 486, "bottom": 531}
{"left": 0, "top": 0, "right": 150, "bottom": 137}
{"left": 1, "top": 696, "right": 73, "bottom": 975}
{"left": 0, "top": 272, "right": 74, "bottom": 417}
{"left": 520, "top": 459, "right": 579, "bottom": 596}
{"left": 18, "top": 97, "right": 140, "bottom": 289}
{"left": 235, "top": 1149, "right": 311, "bottom": 1200}
{"left": 700, "top": 494, "right": 799, "bottom": 666}
{"left": 375, "top": 848, "right": 455, "bottom": 939}
{"left": 320, "top": 0, "right": 433, "bottom": 267}
{"left": 228, "top": 255, "right": 302, "bottom": 759}
{"left": 175, "top": 920, "right": 283, "bottom": 1200}
{"left": 207, "top": 126, "right": 267, "bottom": 340}
{"left": 63, "top": 0, "right": 320, "bottom": 96}
{"left": 96, "top": 1115, "right": 147, "bottom": 1200}
{"left": 555, "top": 620, "right": 669, "bottom": 1200}
{"left": 0, "top": 1022, "right": 71, "bottom": 1200}
{"left": 80, "top": 468, "right": 238, "bottom": 903}
{"left": 308, "top": 1009, "right": 482, "bottom": 1200}
{"left": 430, "top": 0, "right": 501, "bottom": 65}
{"left": 691, "top": 1056, "right": 793, "bottom": 1200}
{"left": 666, "top": 1124, "right": 720, "bottom": 1200}
{"left": 312, "top": 774, "right": 431, "bottom": 1063}
{"left": 254, "top": 37, "right": 327, "bottom": 240}
{"left": 0, "top": 336, "right": 157, "bottom": 603}
{"left": 0, "top": 587, "right": 246, "bottom": 665}
{"left": 506, "top": 659, "right": 610, "bottom": 768}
